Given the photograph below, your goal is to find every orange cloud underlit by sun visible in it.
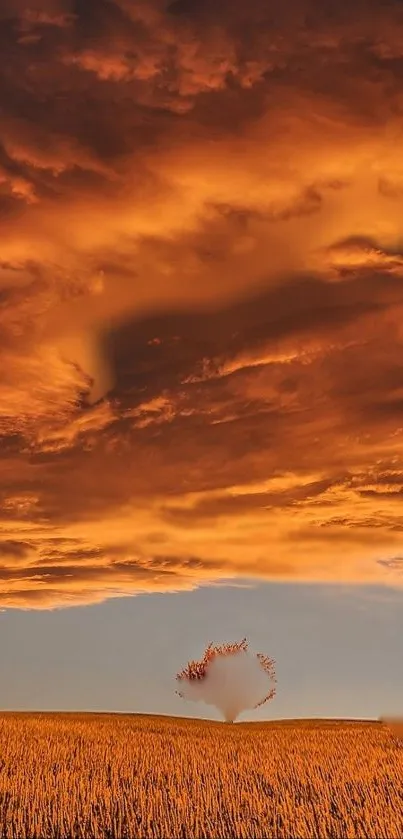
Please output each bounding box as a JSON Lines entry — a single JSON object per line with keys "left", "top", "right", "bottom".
{"left": 1, "top": 0, "right": 403, "bottom": 607}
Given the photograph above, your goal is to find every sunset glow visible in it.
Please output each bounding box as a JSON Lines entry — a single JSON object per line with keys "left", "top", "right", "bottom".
{"left": 2, "top": 0, "right": 403, "bottom": 608}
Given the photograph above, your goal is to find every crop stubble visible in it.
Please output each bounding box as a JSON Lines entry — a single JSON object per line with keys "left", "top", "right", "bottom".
{"left": 0, "top": 713, "right": 402, "bottom": 838}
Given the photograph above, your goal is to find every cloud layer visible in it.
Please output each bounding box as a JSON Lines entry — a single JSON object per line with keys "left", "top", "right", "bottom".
{"left": 2, "top": 0, "right": 403, "bottom": 606}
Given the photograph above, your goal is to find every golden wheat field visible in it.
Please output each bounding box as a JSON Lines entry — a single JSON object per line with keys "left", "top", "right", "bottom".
{"left": 0, "top": 713, "right": 402, "bottom": 839}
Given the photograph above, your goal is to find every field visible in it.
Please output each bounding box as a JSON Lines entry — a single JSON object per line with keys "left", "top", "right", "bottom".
{"left": 0, "top": 713, "right": 402, "bottom": 838}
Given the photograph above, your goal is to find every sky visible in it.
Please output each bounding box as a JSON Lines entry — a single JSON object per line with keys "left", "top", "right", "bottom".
{"left": 1, "top": 0, "right": 403, "bottom": 717}
{"left": 2, "top": 582, "right": 403, "bottom": 719}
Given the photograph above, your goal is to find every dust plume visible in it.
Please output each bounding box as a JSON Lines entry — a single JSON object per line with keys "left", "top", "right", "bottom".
{"left": 380, "top": 717, "right": 403, "bottom": 742}
{"left": 175, "top": 638, "right": 276, "bottom": 722}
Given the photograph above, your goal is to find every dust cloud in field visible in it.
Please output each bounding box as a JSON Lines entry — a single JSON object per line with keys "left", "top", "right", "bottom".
{"left": 380, "top": 717, "right": 403, "bottom": 740}
{"left": 176, "top": 638, "right": 276, "bottom": 722}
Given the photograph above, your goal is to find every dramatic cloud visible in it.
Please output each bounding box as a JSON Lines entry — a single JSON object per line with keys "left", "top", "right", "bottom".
{"left": 2, "top": 0, "right": 403, "bottom": 607}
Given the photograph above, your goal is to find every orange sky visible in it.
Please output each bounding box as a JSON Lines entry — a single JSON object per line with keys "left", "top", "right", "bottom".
{"left": 2, "top": 0, "right": 403, "bottom": 607}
